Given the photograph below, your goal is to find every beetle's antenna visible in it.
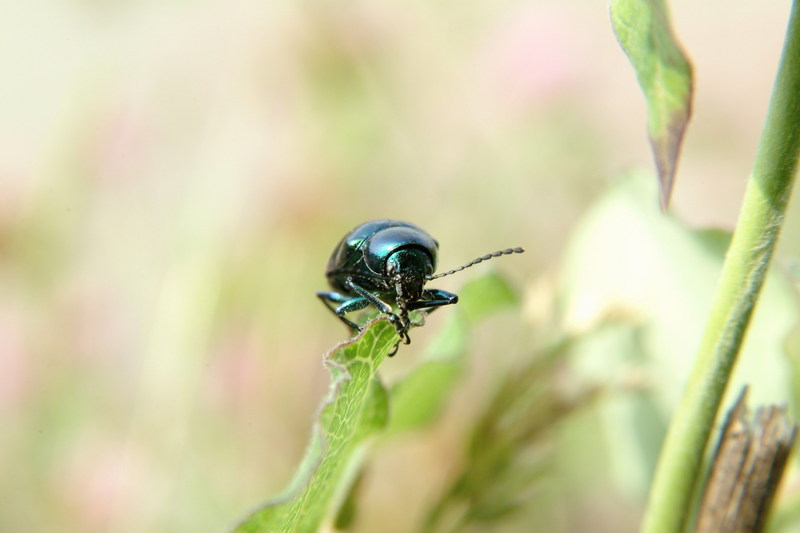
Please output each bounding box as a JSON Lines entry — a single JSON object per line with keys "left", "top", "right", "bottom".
{"left": 426, "top": 247, "right": 524, "bottom": 281}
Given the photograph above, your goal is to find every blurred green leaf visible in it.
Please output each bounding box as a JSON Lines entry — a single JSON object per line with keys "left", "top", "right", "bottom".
{"left": 388, "top": 273, "right": 521, "bottom": 435}
{"left": 783, "top": 322, "right": 800, "bottom": 417}
{"left": 457, "top": 272, "right": 520, "bottom": 324}
{"left": 332, "top": 466, "right": 366, "bottom": 531}
{"left": 559, "top": 174, "right": 799, "bottom": 497}
{"left": 611, "top": 0, "right": 693, "bottom": 209}
{"left": 423, "top": 272, "right": 520, "bottom": 361}
{"left": 423, "top": 312, "right": 470, "bottom": 361}
{"left": 233, "top": 319, "right": 396, "bottom": 533}
{"left": 422, "top": 339, "right": 599, "bottom": 533}
{"left": 387, "top": 361, "right": 464, "bottom": 434}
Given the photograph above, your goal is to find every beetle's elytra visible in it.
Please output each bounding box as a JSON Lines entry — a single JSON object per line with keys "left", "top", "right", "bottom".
{"left": 317, "top": 219, "right": 524, "bottom": 355}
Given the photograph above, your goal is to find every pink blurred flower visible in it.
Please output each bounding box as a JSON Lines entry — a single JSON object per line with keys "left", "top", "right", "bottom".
{"left": 476, "top": 6, "right": 589, "bottom": 110}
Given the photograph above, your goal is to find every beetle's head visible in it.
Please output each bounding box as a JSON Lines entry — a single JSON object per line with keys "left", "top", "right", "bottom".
{"left": 385, "top": 247, "right": 433, "bottom": 305}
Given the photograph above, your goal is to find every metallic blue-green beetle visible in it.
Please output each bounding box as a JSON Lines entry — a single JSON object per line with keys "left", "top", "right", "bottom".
{"left": 317, "top": 219, "right": 524, "bottom": 354}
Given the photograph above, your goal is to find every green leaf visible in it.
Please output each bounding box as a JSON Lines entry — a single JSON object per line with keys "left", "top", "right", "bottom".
{"left": 456, "top": 272, "right": 520, "bottom": 324}
{"left": 611, "top": 0, "right": 693, "bottom": 209}
{"left": 233, "top": 319, "right": 397, "bottom": 533}
{"left": 387, "top": 361, "right": 464, "bottom": 434}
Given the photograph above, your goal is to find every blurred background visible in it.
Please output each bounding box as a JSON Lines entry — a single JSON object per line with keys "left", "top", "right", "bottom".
{"left": 2, "top": 1, "right": 799, "bottom": 532}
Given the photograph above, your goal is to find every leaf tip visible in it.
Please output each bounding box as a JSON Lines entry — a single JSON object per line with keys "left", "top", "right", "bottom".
{"left": 650, "top": 103, "right": 692, "bottom": 211}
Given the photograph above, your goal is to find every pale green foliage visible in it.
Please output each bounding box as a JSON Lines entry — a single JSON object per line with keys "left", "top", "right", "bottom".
{"left": 560, "top": 175, "right": 799, "bottom": 496}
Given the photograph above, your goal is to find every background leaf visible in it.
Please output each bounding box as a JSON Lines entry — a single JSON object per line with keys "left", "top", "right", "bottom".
{"left": 558, "top": 173, "right": 799, "bottom": 497}
{"left": 388, "top": 273, "right": 521, "bottom": 435}
{"left": 421, "top": 338, "right": 600, "bottom": 533}
{"left": 611, "top": 0, "right": 693, "bottom": 209}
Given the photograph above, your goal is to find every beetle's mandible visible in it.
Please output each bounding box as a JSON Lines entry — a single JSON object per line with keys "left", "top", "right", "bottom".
{"left": 317, "top": 220, "right": 524, "bottom": 355}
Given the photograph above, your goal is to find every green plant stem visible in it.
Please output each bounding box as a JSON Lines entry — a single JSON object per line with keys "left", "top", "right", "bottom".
{"left": 641, "top": 3, "right": 800, "bottom": 533}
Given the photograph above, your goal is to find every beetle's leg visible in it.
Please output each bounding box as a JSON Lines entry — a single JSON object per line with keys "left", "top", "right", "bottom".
{"left": 318, "top": 291, "right": 404, "bottom": 356}
{"left": 387, "top": 341, "right": 401, "bottom": 357}
{"left": 398, "top": 288, "right": 459, "bottom": 332}
{"left": 397, "top": 307, "right": 413, "bottom": 344}
{"left": 405, "top": 289, "right": 459, "bottom": 312}
{"left": 343, "top": 279, "right": 394, "bottom": 314}
{"left": 317, "top": 291, "right": 370, "bottom": 332}
{"left": 344, "top": 278, "right": 408, "bottom": 341}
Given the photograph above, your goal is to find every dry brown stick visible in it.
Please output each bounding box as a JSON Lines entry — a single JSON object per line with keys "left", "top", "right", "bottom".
{"left": 694, "top": 387, "right": 797, "bottom": 533}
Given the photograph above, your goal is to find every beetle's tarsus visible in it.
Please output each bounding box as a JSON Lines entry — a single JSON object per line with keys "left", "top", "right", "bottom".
{"left": 388, "top": 341, "right": 401, "bottom": 357}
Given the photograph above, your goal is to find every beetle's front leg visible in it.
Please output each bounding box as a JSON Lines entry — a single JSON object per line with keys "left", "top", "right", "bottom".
{"left": 405, "top": 288, "right": 459, "bottom": 312}
{"left": 344, "top": 279, "right": 407, "bottom": 341}
{"left": 400, "top": 289, "right": 459, "bottom": 331}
